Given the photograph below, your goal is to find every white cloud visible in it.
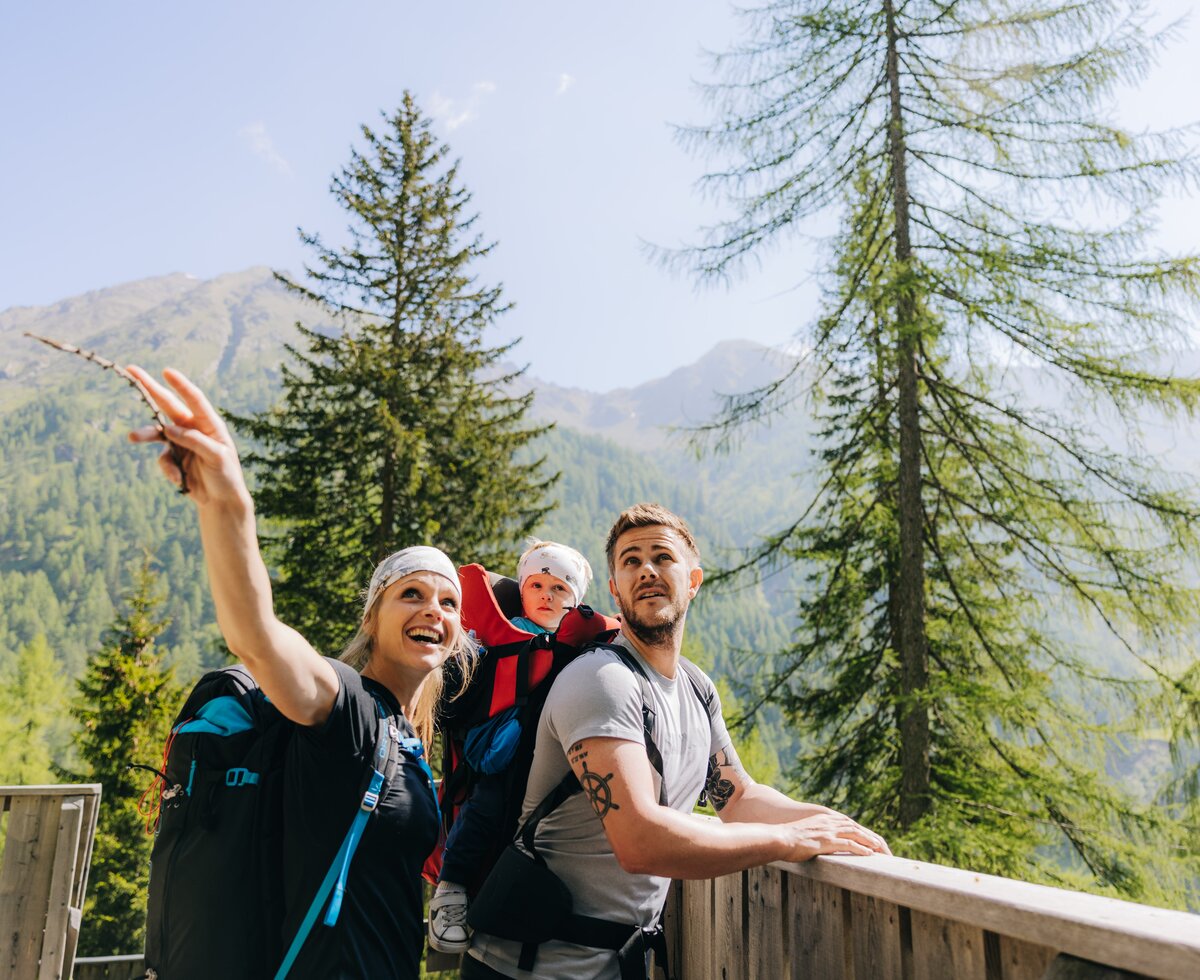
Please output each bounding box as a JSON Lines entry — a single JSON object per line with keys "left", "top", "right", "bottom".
{"left": 557, "top": 73, "right": 574, "bottom": 95}
{"left": 240, "top": 122, "right": 291, "bottom": 175}
{"left": 429, "top": 81, "right": 497, "bottom": 131}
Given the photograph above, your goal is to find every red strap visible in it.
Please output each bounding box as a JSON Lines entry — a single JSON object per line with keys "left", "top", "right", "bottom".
{"left": 459, "top": 563, "right": 533, "bottom": 648}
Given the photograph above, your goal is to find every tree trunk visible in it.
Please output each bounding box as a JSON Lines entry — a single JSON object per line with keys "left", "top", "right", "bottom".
{"left": 376, "top": 450, "right": 396, "bottom": 563}
{"left": 884, "top": 0, "right": 931, "bottom": 828}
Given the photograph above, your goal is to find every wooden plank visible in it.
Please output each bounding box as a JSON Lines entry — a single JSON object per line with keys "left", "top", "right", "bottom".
{"left": 713, "top": 871, "right": 746, "bottom": 979}
{"left": 38, "top": 797, "right": 83, "bottom": 980}
{"left": 848, "top": 891, "right": 903, "bottom": 979}
{"left": 0, "top": 794, "right": 60, "bottom": 978}
{"left": 0, "top": 785, "right": 103, "bottom": 801}
{"left": 993, "top": 934, "right": 1057, "bottom": 980}
{"left": 791, "top": 875, "right": 846, "bottom": 980}
{"left": 660, "top": 880, "right": 685, "bottom": 980}
{"left": 1041, "top": 952, "right": 1155, "bottom": 979}
{"left": 771, "top": 853, "right": 1200, "bottom": 980}
{"left": 681, "top": 877, "right": 714, "bottom": 980}
{"left": 71, "top": 789, "right": 101, "bottom": 909}
{"left": 60, "top": 908, "right": 81, "bottom": 980}
{"left": 72, "top": 956, "right": 147, "bottom": 980}
{"left": 911, "top": 908, "right": 988, "bottom": 980}
{"left": 746, "top": 865, "right": 787, "bottom": 980}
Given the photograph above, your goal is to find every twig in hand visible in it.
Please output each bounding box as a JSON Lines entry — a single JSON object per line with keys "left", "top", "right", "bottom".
{"left": 24, "top": 332, "right": 190, "bottom": 494}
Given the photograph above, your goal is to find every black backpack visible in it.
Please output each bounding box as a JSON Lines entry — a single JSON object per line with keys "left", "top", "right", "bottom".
{"left": 142, "top": 664, "right": 397, "bottom": 980}
{"left": 143, "top": 665, "right": 291, "bottom": 980}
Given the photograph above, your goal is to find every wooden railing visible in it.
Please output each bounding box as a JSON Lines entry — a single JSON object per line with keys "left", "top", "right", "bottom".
{"left": 64, "top": 854, "right": 1200, "bottom": 979}
{"left": 1, "top": 785, "right": 101, "bottom": 980}
{"left": 662, "top": 853, "right": 1200, "bottom": 980}
{"left": 71, "top": 954, "right": 144, "bottom": 980}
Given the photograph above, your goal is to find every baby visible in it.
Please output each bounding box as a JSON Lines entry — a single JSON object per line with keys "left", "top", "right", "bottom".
{"left": 428, "top": 541, "right": 593, "bottom": 954}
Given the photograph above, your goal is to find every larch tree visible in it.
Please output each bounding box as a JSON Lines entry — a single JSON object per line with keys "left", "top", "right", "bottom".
{"left": 238, "top": 93, "right": 556, "bottom": 654}
{"left": 0, "top": 634, "right": 72, "bottom": 783}
{"left": 681, "top": 0, "right": 1200, "bottom": 904}
{"left": 72, "top": 560, "right": 182, "bottom": 955}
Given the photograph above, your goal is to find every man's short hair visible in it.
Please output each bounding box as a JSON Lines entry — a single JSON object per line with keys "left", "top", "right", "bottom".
{"left": 605, "top": 503, "right": 700, "bottom": 574}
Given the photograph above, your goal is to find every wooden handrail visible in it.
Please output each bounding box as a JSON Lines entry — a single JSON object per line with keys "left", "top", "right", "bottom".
{"left": 791, "top": 853, "right": 1197, "bottom": 970}
{"left": 667, "top": 851, "right": 1200, "bottom": 980}
{"left": 54, "top": 829, "right": 1200, "bottom": 978}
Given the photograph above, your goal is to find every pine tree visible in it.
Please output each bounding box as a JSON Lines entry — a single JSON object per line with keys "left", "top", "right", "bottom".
{"left": 0, "top": 634, "right": 72, "bottom": 783}
{"left": 238, "top": 93, "right": 555, "bottom": 654}
{"left": 681, "top": 0, "right": 1200, "bottom": 904}
{"left": 72, "top": 560, "right": 182, "bottom": 955}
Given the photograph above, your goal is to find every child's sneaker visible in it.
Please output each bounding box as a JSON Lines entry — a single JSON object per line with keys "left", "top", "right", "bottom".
{"left": 428, "top": 885, "right": 471, "bottom": 954}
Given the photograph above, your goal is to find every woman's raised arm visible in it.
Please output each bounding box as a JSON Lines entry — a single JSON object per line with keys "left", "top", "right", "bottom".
{"left": 127, "top": 366, "right": 339, "bottom": 725}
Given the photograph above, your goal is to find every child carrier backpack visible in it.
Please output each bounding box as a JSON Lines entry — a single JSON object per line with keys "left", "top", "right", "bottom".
{"left": 466, "top": 642, "right": 717, "bottom": 979}
{"left": 423, "top": 563, "right": 622, "bottom": 891}
{"left": 143, "top": 664, "right": 405, "bottom": 980}
{"left": 428, "top": 563, "right": 719, "bottom": 978}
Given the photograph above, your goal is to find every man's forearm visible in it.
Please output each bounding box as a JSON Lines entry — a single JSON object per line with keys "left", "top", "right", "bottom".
{"left": 720, "top": 782, "right": 835, "bottom": 825}
{"left": 615, "top": 805, "right": 801, "bottom": 880}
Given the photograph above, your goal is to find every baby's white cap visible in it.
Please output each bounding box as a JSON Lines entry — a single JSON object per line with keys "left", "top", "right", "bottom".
{"left": 517, "top": 544, "right": 590, "bottom": 607}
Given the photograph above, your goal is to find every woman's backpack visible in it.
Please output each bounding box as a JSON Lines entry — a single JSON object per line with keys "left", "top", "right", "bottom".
{"left": 142, "top": 664, "right": 402, "bottom": 980}
{"left": 143, "top": 664, "right": 292, "bottom": 980}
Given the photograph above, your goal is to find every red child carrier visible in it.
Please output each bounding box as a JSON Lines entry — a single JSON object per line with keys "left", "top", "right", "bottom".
{"left": 421, "top": 562, "right": 620, "bottom": 890}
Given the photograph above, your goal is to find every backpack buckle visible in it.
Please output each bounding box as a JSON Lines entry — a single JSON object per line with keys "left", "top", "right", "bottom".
{"left": 225, "top": 768, "right": 260, "bottom": 787}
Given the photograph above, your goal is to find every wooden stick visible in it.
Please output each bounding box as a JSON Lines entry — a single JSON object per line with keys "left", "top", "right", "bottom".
{"left": 24, "top": 332, "right": 190, "bottom": 494}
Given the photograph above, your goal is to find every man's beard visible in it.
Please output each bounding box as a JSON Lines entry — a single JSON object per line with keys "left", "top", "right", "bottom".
{"left": 618, "top": 592, "right": 686, "bottom": 648}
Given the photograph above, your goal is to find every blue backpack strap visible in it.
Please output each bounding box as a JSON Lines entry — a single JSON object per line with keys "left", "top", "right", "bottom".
{"left": 397, "top": 733, "right": 440, "bottom": 826}
{"left": 273, "top": 697, "right": 392, "bottom": 980}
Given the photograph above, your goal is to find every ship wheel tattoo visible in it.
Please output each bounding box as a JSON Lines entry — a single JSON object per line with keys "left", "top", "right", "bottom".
{"left": 579, "top": 760, "right": 620, "bottom": 821}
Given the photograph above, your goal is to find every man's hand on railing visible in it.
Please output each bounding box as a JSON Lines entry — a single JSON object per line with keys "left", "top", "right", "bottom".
{"left": 777, "top": 811, "right": 891, "bottom": 860}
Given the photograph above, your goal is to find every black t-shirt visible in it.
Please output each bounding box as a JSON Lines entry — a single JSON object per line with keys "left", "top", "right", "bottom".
{"left": 281, "top": 659, "right": 439, "bottom": 979}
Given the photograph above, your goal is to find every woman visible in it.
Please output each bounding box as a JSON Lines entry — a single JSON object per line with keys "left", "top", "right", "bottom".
{"left": 129, "top": 365, "right": 469, "bottom": 979}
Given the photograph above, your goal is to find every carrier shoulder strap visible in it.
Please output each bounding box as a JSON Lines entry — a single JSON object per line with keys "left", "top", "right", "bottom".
{"left": 516, "top": 642, "right": 696, "bottom": 849}
{"left": 678, "top": 657, "right": 718, "bottom": 724}
{"left": 273, "top": 695, "right": 394, "bottom": 980}
{"left": 515, "top": 645, "right": 705, "bottom": 980}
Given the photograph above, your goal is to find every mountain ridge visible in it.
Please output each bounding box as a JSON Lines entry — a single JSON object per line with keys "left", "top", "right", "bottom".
{"left": 1, "top": 268, "right": 803, "bottom": 449}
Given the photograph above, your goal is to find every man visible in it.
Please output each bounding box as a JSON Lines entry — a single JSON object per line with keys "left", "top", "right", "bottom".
{"left": 464, "top": 503, "right": 890, "bottom": 980}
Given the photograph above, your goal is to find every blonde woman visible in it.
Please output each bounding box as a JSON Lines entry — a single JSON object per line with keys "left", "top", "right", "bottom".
{"left": 129, "top": 365, "right": 470, "bottom": 979}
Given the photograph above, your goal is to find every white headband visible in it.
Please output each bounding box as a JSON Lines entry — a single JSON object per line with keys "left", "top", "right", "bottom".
{"left": 363, "top": 546, "right": 459, "bottom": 619}
{"left": 517, "top": 544, "right": 589, "bottom": 607}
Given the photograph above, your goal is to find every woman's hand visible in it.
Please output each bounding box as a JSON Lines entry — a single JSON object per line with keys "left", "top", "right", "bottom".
{"left": 126, "top": 366, "right": 249, "bottom": 508}
{"left": 127, "top": 364, "right": 339, "bottom": 725}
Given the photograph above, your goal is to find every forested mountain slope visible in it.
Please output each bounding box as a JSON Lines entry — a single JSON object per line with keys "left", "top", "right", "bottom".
{"left": 4, "top": 268, "right": 1194, "bottom": 792}
{"left": 0, "top": 271, "right": 810, "bottom": 752}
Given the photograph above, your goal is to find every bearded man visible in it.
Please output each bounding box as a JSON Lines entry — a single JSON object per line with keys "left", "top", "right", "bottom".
{"left": 464, "top": 503, "right": 890, "bottom": 980}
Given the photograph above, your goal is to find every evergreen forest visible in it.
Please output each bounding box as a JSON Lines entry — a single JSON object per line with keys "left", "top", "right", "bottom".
{"left": 3, "top": 12, "right": 1200, "bottom": 959}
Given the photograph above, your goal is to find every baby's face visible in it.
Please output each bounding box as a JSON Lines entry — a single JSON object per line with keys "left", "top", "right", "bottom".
{"left": 520, "top": 573, "right": 574, "bottom": 630}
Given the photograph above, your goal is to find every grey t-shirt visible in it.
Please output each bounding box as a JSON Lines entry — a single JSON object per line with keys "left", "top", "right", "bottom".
{"left": 470, "top": 634, "right": 732, "bottom": 979}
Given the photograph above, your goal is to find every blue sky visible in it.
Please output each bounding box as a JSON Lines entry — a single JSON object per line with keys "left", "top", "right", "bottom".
{"left": 2, "top": 1, "right": 1197, "bottom": 389}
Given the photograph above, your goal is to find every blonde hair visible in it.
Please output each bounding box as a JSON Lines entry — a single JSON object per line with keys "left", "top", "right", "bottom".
{"left": 339, "top": 600, "right": 476, "bottom": 747}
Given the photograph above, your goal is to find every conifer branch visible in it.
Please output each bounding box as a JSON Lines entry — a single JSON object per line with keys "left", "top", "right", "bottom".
{"left": 24, "top": 332, "right": 189, "bottom": 494}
